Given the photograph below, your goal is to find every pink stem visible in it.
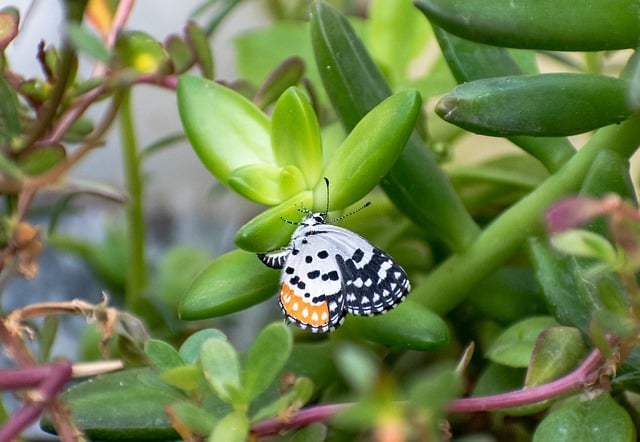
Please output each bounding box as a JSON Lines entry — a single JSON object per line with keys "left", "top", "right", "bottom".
{"left": 251, "top": 348, "right": 606, "bottom": 437}
{"left": 0, "top": 361, "right": 73, "bottom": 441}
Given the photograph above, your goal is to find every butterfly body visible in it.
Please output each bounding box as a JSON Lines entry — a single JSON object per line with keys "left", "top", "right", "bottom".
{"left": 258, "top": 211, "right": 411, "bottom": 333}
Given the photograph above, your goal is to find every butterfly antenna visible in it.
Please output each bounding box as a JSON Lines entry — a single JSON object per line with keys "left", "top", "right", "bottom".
{"left": 331, "top": 201, "right": 371, "bottom": 223}
{"left": 323, "top": 177, "right": 330, "bottom": 215}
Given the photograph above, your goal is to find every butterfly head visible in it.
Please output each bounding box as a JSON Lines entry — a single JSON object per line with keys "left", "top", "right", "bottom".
{"left": 300, "top": 212, "right": 328, "bottom": 227}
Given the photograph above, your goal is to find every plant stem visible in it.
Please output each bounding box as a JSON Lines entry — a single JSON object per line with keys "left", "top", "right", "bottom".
{"left": 119, "top": 89, "right": 148, "bottom": 312}
{"left": 251, "top": 346, "right": 607, "bottom": 436}
{"left": 413, "top": 116, "right": 640, "bottom": 315}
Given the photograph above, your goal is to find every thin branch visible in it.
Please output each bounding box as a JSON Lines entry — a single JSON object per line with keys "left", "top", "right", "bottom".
{"left": 250, "top": 347, "right": 609, "bottom": 437}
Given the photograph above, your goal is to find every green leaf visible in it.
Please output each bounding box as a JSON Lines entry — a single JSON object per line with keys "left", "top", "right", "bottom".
{"left": 144, "top": 339, "right": 184, "bottom": 371}
{"left": 332, "top": 343, "right": 378, "bottom": 394}
{"left": 155, "top": 246, "right": 210, "bottom": 314}
{"left": 161, "top": 365, "right": 203, "bottom": 391}
{"left": 165, "top": 35, "right": 195, "bottom": 74}
{"left": 179, "top": 249, "right": 280, "bottom": 320}
{"left": 528, "top": 238, "right": 592, "bottom": 333}
{"left": 291, "top": 423, "right": 327, "bottom": 442}
{"left": 415, "top": 0, "right": 640, "bottom": 51}
{"left": 315, "top": 89, "right": 421, "bottom": 210}
{"left": 485, "top": 316, "right": 558, "bottom": 367}
{"left": 251, "top": 376, "right": 313, "bottom": 422}
{"left": 67, "top": 23, "right": 110, "bottom": 62}
{"left": 185, "top": 21, "right": 214, "bottom": 79}
{"left": 227, "top": 163, "right": 307, "bottom": 205}
{"left": 179, "top": 329, "right": 227, "bottom": 365}
{"left": 436, "top": 74, "right": 633, "bottom": 137}
{"left": 368, "top": 0, "right": 431, "bottom": 86}
{"left": 37, "top": 315, "right": 58, "bottom": 363}
{"left": 41, "top": 368, "right": 183, "bottom": 440}
{"left": 16, "top": 144, "right": 66, "bottom": 175}
{"left": 409, "top": 365, "right": 463, "bottom": 439}
{"left": 242, "top": 322, "right": 293, "bottom": 400}
{"left": 115, "top": 30, "right": 170, "bottom": 74}
{"left": 271, "top": 87, "right": 323, "bottom": 187}
{"left": 234, "top": 191, "right": 314, "bottom": 252}
{"left": 525, "top": 326, "right": 587, "bottom": 387}
{"left": 200, "top": 338, "right": 244, "bottom": 405}
{"left": 177, "top": 75, "right": 272, "bottom": 183}
{"left": 209, "top": 411, "right": 249, "bottom": 442}
{"left": 550, "top": 230, "right": 618, "bottom": 263}
{"left": 533, "top": 394, "right": 635, "bottom": 441}
{"left": 254, "top": 57, "right": 306, "bottom": 109}
{"left": 472, "top": 362, "right": 526, "bottom": 397}
{"left": 340, "top": 300, "right": 450, "bottom": 350}
{"left": 310, "top": 2, "right": 480, "bottom": 252}
{"left": 167, "top": 401, "right": 216, "bottom": 436}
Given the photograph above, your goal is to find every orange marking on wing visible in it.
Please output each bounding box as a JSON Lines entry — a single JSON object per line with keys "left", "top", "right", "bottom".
{"left": 280, "top": 283, "right": 329, "bottom": 327}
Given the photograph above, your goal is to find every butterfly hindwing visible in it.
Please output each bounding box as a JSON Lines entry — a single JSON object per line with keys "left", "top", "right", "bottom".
{"left": 275, "top": 233, "right": 346, "bottom": 332}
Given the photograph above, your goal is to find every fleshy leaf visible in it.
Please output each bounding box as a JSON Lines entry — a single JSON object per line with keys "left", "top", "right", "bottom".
{"left": 486, "top": 316, "right": 558, "bottom": 367}
{"left": 177, "top": 75, "right": 272, "bottom": 183}
{"left": 271, "top": 87, "right": 323, "bottom": 187}
{"left": 179, "top": 249, "right": 279, "bottom": 320}
{"left": 315, "top": 90, "right": 421, "bottom": 210}
{"left": 234, "top": 191, "right": 314, "bottom": 252}
{"left": 228, "top": 163, "right": 307, "bottom": 205}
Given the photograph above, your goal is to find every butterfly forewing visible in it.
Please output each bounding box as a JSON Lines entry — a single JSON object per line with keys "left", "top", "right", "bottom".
{"left": 318, "top": 225, "right": 410, "bottom": 316}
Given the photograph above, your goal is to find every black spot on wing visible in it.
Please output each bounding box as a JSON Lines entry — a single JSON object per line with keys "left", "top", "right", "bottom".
{"left": 336, "top": 247, "right": 410, "bottom": 316}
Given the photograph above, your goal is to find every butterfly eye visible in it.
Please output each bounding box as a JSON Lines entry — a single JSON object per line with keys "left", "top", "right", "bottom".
{"left": 313, "top": 214, "right": 325, "bottom": 223}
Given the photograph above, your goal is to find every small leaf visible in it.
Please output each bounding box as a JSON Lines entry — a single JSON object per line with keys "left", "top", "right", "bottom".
{"left": 144, "top": 339, "right": 184, "bottom": 371}
{"left": 179, "top": 329, "right": 226, "bottom": 365}
{"left": 533, "top": 394, "right": 635, "bottom": 442}
{"left": 115, "top": 30, "right": 170, "bottom": 74}
{"left": 486, "top": 316, "right": 558, "bottom": 367}
{"left": 0, "top": 7, "right": 19, "bottom": 50}
{"left": 209, "top": 411, "right": 249, "bottom": 442}
{"left": 167, "top": 401, "right": 216, "bottom": 437}
{"left": 242, "top": 322, "right": 293, "bottom": 401}
{"left": 291, "top": 423, "right": 327, "bottom": 442}
{"left": 67, "top": 23, "right": 110, "bottom": 62}
{"left": 525, "top": 326, "right": 587, "bottom": 387}
{"left": 550, "top": 229, "right": 618, "bottom": 263}
{"left": 179, "top": 249, "right": 280, "bottom": 320}
{"left": 254, "top": 57, "right": 306, "bottom": 109}
{"left": 155, "top": 246, "right": 210, "bottom": 314}
{"left": 165, "top": 35, "right": 194, "bottom": 74}
{"left": 200, "top": 338, "right": 243, "bottom": 405}
{"left": 17, "top": 144, "right": 66, "bottom": 176}
{"left": 333, "top": 343, "right": 378, "bottom": 394}
{"left": 161, "top": 365, "right": 203, "bottom": 391}
{"left": 185, "top": 21, "right": 214, "bottom": 79}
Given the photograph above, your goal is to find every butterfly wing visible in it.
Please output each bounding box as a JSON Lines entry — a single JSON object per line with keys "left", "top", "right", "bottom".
{"left": 319, "top": 225, "right": 411, "bottom": 316}
{"left": 276, "top": 232, "right": 347, "bottom": 332}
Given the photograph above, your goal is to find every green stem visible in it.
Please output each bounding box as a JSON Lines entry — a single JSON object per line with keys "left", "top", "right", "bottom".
{"left": 119, "top": 89, "right": 147, "bottom": 311}
{"left": 414, "top": 116, "right": 640, "bottom": 315}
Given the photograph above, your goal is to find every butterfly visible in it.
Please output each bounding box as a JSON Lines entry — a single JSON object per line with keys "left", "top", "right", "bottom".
{"left": 258, "top": 202, "right": 410, "bottom": 333}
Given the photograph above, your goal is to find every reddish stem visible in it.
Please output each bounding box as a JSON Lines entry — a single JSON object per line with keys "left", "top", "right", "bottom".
{"left": 0, "top": 361, "right": 73, "bottom": 441}
{"left": 251, "top": 347, "right": 606, "bottom": 437}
